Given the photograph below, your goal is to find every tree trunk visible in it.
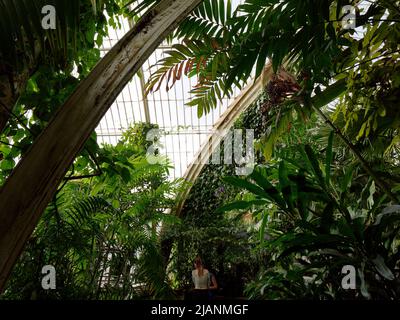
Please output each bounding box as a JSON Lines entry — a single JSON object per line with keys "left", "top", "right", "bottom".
{"left": 0, "top": 0, "right": 202, "bottom": 293}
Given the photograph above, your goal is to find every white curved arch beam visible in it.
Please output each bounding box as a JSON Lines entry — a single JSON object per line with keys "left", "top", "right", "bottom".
{"left": 0, "top": 0, "right": 202, "bottom": 292}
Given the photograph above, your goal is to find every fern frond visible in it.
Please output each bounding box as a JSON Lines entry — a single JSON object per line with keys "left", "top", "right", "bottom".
{"left": 65, "top": 196, "right": 116, "bottom": 228}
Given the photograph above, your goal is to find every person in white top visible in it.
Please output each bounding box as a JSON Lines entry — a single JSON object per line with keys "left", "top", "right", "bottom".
{"left": 191, "top": 256, "right": 218, "bottom": 300}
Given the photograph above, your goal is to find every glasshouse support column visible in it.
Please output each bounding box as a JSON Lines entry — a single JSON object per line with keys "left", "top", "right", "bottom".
{"left": 0, "top": 0, "right": 202, "bottom": 292}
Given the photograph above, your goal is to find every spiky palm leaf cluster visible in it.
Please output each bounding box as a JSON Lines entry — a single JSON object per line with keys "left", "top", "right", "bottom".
{"left": 145, "top": 0, "right": 236, "bottom": 117}
{"left": 143, "top": 0, "right": 360, "bottom": 117}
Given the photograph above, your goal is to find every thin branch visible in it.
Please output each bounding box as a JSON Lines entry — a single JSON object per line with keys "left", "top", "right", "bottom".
{"left": 0, "top": 140, "right": 23, "bottom": 149}
{"left": 0, "top": 101, "right": 37, "bottom": 137}
{"left": 328, "top": 18, "right": 400, "bottom": 24}
{"left": 63, "top": 172, "right": 102, "bottom": 181}
{"left": 335, "top": 50, "right": 400, "bottom": 76}
{"left": 87, "top": 148, "right": 103, "bottom": 176}
{"left": 312, "top": 103, "right": 399, "bottom": 203}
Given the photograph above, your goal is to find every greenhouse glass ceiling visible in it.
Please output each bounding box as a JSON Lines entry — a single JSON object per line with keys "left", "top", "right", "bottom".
{"left": 96, "top": 1, "right": 242, "bottom": 179}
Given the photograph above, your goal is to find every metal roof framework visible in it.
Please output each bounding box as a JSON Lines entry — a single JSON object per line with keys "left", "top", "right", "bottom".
{"left": 96, "top": 15, "right": 242, "bottom": 179}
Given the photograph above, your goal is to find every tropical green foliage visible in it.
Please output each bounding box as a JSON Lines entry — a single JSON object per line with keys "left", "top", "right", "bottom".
{"left": 163, "top": 98, "right": 271, "bottom": 298}
{"left": 146, "top": 1, "right": 336, "bottom": 110}
{"left": 0, "top": 0, "right": 118, "bottom": 70}
{"left": 220, "top": 121, "right": 400, "bottom": 299}
{"left": 0, "top": 0, "right": 121, "bottom": 184}
{"left": 213, "top": 7, "right": 400, "bottom": 295}
{"left": 145, "top": 0, "right": 237, "bottom": 117}
{"left": 2, "top": 123, "right": 183, "bottom": 300}
{"left": 145, "top": 0, "right": 400, "bottom": 160}
{"left": 1, "top": 0, "right": 399, "bottom": 301}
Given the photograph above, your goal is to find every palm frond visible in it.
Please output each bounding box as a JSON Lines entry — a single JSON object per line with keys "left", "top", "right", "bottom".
{"left": 146, "top": 37, "right": 235, "bottom": 116}
{"left": 173, "top": 0, "right": 233, "bottom": 40}
{"left": 146, "top": 38, "right": 224, "bottom": 93}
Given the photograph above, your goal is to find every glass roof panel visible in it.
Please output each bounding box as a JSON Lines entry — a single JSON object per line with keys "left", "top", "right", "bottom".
{"left": 97, "top": 1, "right": 244, "bottom": 179}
